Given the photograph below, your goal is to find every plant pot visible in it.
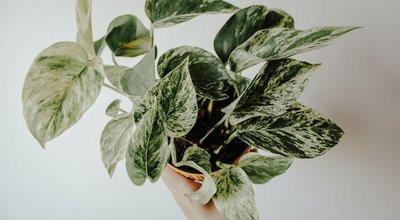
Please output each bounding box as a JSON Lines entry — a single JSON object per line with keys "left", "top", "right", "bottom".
{"left": 168, "top": 146, "right": 256, "bottom": 181}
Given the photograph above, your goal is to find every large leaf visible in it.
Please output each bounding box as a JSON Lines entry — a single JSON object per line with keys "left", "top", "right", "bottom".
{"left": 75, "top": 0, "right": 95, "bottom": 57}
{"left": 238, "top": 153, "right": 293, "bottom": 184}
{"left": 158, "top": 46, "right": 231, "bottom": 100}
{"left": 213, "top": 166, "right": 259, "bottom": 220}
{"left": 145, "top": 0, "right": 238, "bottom": 28}
{"left": 135, "top": 58, "right": 198, "bottom": 137}
{"left": 229, "top": 59, "right": 320, "bottom": 125}
{"left": 105, "top": 15, "right": 151, "bottom": 57}
{"left": 228, "top": 26, "right": 358, "bottom": 72}
{"left": 100, "top": 113, "right": 135, "bottom": 177}
{"left": 22, "top": 42, "right": 104, "bottom": 147}
{"left": 237, "top": 103, "right": 344, "bottom": 158}
{"left": 121, "top": 47, "right": 157, "bottom": 96}
{"left": 126, "top": 106, "right": 169, "bottom": 185}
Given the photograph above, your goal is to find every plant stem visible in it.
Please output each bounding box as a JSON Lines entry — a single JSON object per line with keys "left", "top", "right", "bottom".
{"left": 119, "top": 108, "right": 128, "bottom": 114}
{"left": 111, "top": 54, "right": 119, "bottom": 66}
{"left": 214, "top": 130, "right": 238, "bottom": 155}
{"left": 199, "top": 113, "right": 229, "bottom": 145}
{"left": 177, "top": 137, "right": 195, "bottom": 146}
{"left": 103, "top": 83, "right": 125, "bottom": 96}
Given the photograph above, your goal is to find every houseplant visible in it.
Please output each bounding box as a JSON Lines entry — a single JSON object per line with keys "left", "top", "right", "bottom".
{"left": 21, "top": 0, "right": 357, "bottom": 219}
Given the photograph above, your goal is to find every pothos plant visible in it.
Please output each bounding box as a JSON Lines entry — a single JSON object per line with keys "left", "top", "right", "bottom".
{"left": 22, "top": 0, "right": 357, "bottom": 219}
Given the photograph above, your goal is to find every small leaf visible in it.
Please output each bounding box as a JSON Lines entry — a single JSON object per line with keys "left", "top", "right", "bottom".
{"left": 229, "top": 26, "right": 359, "bottom": 72}
{"left": 229, "top": 59, "right": 320, "bottom": 125}
{"left": 237, "top": 103, "right": 344, "bottom": 158}
{"left": 213, "top": 166, "right": 259, "bottom": 220}
{"left": 104, "top": 65, "right": 129, "bottom": 92}
{"left": 238, "top": 153, "right": 293, "bottom": 184}
{"left": 158, "top": 46, "right": 231, "bottom": 100}
{"left": 121, "top": 47, "right": 157, "bottom": 96}
{"left": 181, "top": 146, "right": 212, "bottom": 173}
{"left": 93, "top": 36, "right": 106, "bottom": 55}
{"left": 105, "top": 99, "right": 122, "bottom": 117}
{"left": 145, "top": 0, "right": 238, "bottom": 28}
{"left": 75, "top": 0, "right": 95, "bottom": 57}
{"left": 126, "top": 106, "right": 169, "bottom": 185}
{"left": 105, "top": 15, "right": 151, "bottom": 57}
{"left": 22, "top": 42, "right": 104, "bottom": 147}
{"left": 100, "top": 113, "right": 135, "bottom": 177}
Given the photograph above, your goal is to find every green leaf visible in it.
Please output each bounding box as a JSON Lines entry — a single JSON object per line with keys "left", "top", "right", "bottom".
{"left": 214, "top": 6, "right": 295, "bottom": 63}
{"left": 213, "top": 166, "right": 259, "bottom": 220}
{"left": 22, "top": 41, "right": 104, "bottom": 147}
{"left": 158, "top": 46, "right": 231, "bottom": 100}
{"left": 126, "top": 105, "right": 169, "bottom": 185}
{"left": 228, "top": 26, "right": 359, "bottom": 72}
{"left": 121, "top": 47, "right": 157, "bottom": 96}
{"left": 104, "top": 65, "right": 129, "bottom": 92}
{"left": 105, "top": 99, "right": 122, "bottom": 117}
{"left": 75, "top": 0, "right": 95, "bottom": 57}
{"left": 237, "top": 103, "right": 344, "bottom": 158}
{"left": 229, "top": 59, "right": 320, "bottom": 125}
{"left": 238, "top": 153, "right": 293, "bottom": 184}
{"left": 145, "top": 0, "right": 238, "bottom": 28}
{"left": 93, "top": 36, "right": 106, "bottom": 55}
{"left": 135, "top": 58, "right": 198, "bottom": 137}
{"left": 181, "top": 146, "right": 212, "bottom": 173}
{"left": 100, "top": 113, "right": 135, "bottom": 177}
{"left": 105, "top": 15, "right": 151, "bottom": 57}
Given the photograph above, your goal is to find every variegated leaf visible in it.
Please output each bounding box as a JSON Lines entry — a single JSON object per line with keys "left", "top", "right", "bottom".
{"left": 105, "top": 99, "right": 122, "bottom": 117}
{"left": 126, "top": 106, "right": 169, "bottom": 185}
{"left": 181, "top": 146, "right": 211, "bottom": 173}
{"left": 238, "top": 152, "right": 293, "bottom": 184}
{"left": 263, "top": 9, "right": 294, "bottom": 29}
{"left": 105, "top": 15, "right": 151, "bottom": 57}
{"left": 145, "top": 0, "right": 238, "bottom": 28}
{"left": 121, "top": 47, "right": 157, "bottom": 96}
{"left": 229, "top": 26, "right": 358, "bottom": 72}
{"left": 22, "top": 42, "right": 104, "bottom": 147}
{"left": 75, "top": 0, "right": 95, "bottom": 57}
{"left": 104, "top": 65, "right": 129, "bottom": 92}
{"left": 100, "top": 113, "right": 135, "bottom": 177}
{"left": 237, "top": 103, "right": 344, "bottom": 158}
{"left": 229, "top": 59, "right": 320, "bottom": 125}
{"left": 158, "top": 46, "right": 231, "bottom": 100}
{"left": 213, "top": 166, "right": 259, "bottom": 220}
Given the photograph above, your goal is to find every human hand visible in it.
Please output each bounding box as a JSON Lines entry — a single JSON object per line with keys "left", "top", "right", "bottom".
{"left": 162, "top": 166, "right": 224, "bottom": 220}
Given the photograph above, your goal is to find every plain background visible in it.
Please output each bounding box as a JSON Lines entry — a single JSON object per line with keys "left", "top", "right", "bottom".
{"left": 1, "top": 0, "right": 399, "bottom": 219}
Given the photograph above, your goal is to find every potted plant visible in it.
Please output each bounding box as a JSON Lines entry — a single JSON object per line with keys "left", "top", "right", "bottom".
{"left": 22, "top": 0, "right": 357, "bottom": 219}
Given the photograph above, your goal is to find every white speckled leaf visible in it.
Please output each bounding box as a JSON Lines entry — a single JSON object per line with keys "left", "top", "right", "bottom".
{"left": 237, "top": 103, "right": 344, "bottom": 158}
{"left": 100, "top": 113, "right": 135, "bottom": 177}
{"left": 121, "top": 47, "right": 157, "bottom": 96}
{"left": 229, "top": 59, "right": 320, "bottom": 125}
{"left": 158, "top": 46, "right": 231, "bottom": 100}
{"left": 104, "top": 65, "right": 129, "bottom": 92}
{"left": 145, "top": 0, "right": 238, "bottom": 28}
{"left": 213, "top": 166, "right": 259, "bottom": 220}
{"left": 75, "top": 0, "right": 95, "bottom": 57}
{"left": 22, "top": 42, "right": 104, "bottom": 147}
{"left": 181, "top": 146, "right": 212, "bottom": 173}
{"left": 264, "top": 8, "right": 295, "bottom": 29}
{"left": 229, "top": 26, "right": 358, "bottom": 72}
{"left": 126, "top": 106, "right": 169, "bottom": 185}
{"left": 238, "top": 152, "right": 293, "bottom": 184}
{"left": 105, "top": 99, "right": 122, "bottom": 117}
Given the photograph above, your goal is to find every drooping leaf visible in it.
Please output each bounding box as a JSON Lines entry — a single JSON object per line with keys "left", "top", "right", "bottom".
{"left": 126, "top": 106, "right": 169, "bottom": 185}
{"left": 158, "top": 46, "right": 231, "bottom": 100}
{"left": 100, "top": 113, "right": 135, "bottom": 177}
{"left": 238, "top": 153, "right": 293, "bottom": 184}
{"left": 121, "top": 47, "right": 157, "bottom": 96}
{"left": 104, "top": 65, "right": 129, "bottom": 92}
{"left": 228, "top": 26, "right": 359, "bottom": 72}
{"left": 105, "top": 99, "right": 122, "bottom": 117}
{"left": 181, "top": 146, "right": 212, "bottom": 173}
{"left": 75, "top": 0, "right": 95, "bottom": 57}
{"left": 22, "top": 42, "right": 104, "bottom": 147}
{"left": 145, "top": 0, "right": 238, "bottom": 28}
{"left": 105, "top": 15, "right": 151, "bottom": 57}
{"left": 213, "top": 166, "right": 259, "bottom": 220}
{"left": 237, "top": 103, "right": 344, "bottom": 158}
{"left": 229, "top": 59, "right": 320, "bottom": 125}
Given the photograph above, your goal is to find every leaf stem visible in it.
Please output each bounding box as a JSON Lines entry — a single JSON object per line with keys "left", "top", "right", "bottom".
{"left": 111, "top": 54, "right": 119, "bottom": 66}
{"left": 199, "top": 113, "right": 229, "bottom": 145}
{"left": 119, "top": 108, "right": 128, "bottom": 114}
{"left": 103, "top": 83, "right": 124, "bottom": 96}
{"left": 214, "top": 130, "right": 238, "bottom": 155}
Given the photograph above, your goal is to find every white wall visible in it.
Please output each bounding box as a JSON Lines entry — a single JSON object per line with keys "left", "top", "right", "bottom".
{"left": 1, "top": 0, "right": 399, "bottom": 219}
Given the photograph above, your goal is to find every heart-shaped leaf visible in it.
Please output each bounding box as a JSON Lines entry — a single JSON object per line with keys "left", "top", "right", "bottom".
{"left": 145, "top": 0, "right": 238, "bottom": 28}
{"left": 105, "top": 99, "right": 122, "bottom": 117}
{"left": 22, "top": 42, "right": 104, "bottom": 147}
{"left": 238, "top": 153, "right": 293, "bottom": 184}
{"left": 105, "top": 15, "right": 151, "bottom": 57}
{"left": 158, "top": 46, "right": 231, "bottom": 100}
{"left": 228, "top": 26, "right": 358, "bottom": 72}
{"left": 75, "top": 0, "right": 95, "bottom": 57}
{"left": 213, "top": 166, "right": 259, "bottom": 220}
{"left": 229, "top": 59, "right": 320, "bottom": 125}
{"left": 100, "top": 113, "right": 135, "bottom": 177}
{"left": 237, "top": 103, "right": 344, "bottom": 158}
{"left": 126, "top": 105, "right": 169, "bottom": 185}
